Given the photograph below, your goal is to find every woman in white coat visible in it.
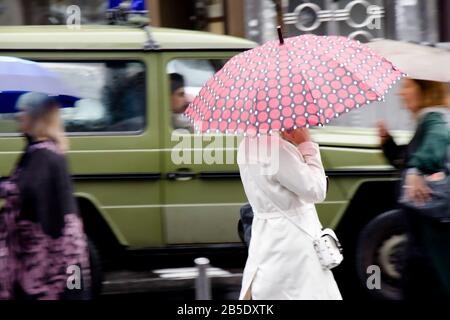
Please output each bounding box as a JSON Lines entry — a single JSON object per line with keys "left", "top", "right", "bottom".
{"left": 237, "top": 128, "right": 342, "bottom": 300}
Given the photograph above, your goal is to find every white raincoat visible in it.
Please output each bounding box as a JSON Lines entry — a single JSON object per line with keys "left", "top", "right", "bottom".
{"left": 237, "top": 134, "right": 342, "bottom": 300}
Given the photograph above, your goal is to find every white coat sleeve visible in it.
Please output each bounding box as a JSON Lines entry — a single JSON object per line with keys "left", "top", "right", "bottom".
{"left": 274, "top": 141, "right": 327, "bottom": 203}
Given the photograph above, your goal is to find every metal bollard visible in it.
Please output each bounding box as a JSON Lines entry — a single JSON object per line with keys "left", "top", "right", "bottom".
{"left": 195, "top": 257, "right": 212, "bottom": 300}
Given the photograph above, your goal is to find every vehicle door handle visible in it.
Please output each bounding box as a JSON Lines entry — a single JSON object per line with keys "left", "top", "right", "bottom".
{"left": 167, "top": 171, "right": 197, "bottom": 181}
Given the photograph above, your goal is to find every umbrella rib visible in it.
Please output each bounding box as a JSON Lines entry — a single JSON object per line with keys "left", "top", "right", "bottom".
{"left": 251, "top": 42, "right": 275, "bottom": 132}
{"left": 286, "top": 45, "right": 322, "bottom": 126}
{"left": 327, "top": 41, "right": 385, "bottom": 98}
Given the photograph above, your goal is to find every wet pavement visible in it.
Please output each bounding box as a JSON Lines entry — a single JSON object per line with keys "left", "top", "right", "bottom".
{"left": 101, "top": 267, "right": 243, "bottom": 300}
{"left": 99, "top": 249, "right": 247, "bottom": 300}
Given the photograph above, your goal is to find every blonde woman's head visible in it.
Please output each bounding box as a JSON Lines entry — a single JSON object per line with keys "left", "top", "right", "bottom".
{"left": 15, "top": 92, "right": 68, "bottom": 152}
{"left": 399, "top": 78, "right": 449, "bottom": 114}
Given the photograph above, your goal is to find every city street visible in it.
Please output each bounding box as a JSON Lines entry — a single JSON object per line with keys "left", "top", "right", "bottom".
{"left": 100, "top": 250, "right": 247, "bottom": 300}
{"left": 101, "top": 267, "right": 243, "bottom": 300}
{"left": 1, "top": 0, "right": 450, "bottom": 305}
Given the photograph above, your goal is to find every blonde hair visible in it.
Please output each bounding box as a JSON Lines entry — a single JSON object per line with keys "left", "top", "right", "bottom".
{"left": 29, "top": 107, "right": 69, "bottom": 152}
{"left": 413, "top": 79, "right": 450, "bottom": 110}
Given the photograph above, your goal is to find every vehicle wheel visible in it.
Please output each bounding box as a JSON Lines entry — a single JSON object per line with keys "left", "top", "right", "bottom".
{"left": 88, "top": 238, "right": 103, "bottom": 298}
{"left": 355, "top": 209, "right": 408, "bottom": 300}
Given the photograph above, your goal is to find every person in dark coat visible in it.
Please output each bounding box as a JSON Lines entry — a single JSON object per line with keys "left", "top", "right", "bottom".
{"left": 0, "top": 92, "right": 91, "bottom": 300}
{"left": 378, "top": 78, "right": 450, "bottom": 299}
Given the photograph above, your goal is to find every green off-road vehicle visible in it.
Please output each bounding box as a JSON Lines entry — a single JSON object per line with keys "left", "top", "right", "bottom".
{"left": 0, "top": 25, "right": 413, "bottom": 299}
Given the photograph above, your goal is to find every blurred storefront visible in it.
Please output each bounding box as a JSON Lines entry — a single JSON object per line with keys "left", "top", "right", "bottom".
{"left": 0, "top": 0, "right": 448, "bottom": 43}
{"left": 246, "top": 0, "right": 450, "bottom": 43}
{"left": 145, "top": 0, "right": 243, "bottom": 36}
{"left": 0, "top": 0, "right": 107, "bottom": 25}
{"left": 0, "top": 0, "right": 244, "bottom": 37}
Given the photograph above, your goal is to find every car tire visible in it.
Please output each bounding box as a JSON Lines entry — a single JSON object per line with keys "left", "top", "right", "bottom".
{"left": 355, "top": 209, "right": 408, "bottom": 300}
{"left": 87, "top": 238, "right": 103, "bottom": 299}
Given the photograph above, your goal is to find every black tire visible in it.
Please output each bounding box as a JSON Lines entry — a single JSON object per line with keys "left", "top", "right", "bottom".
{"left": 88, "top": 238, "right": 103, "bottom": 299}
{"left": 355, "top": 209, "right": 408, "bottom": 300}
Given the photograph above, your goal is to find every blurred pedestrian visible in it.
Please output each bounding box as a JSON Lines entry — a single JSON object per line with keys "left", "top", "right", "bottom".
{"left": 0, "top": 92, "right": 91, "bottom": 300}
{"left": 237, "top": 128, "right": 342, "bottom": 300}
{"left": 378, "top": 78, "right": 450, "bottom": 299}
{"left": 169, "top": 73, "right": 194, "bottom": 133}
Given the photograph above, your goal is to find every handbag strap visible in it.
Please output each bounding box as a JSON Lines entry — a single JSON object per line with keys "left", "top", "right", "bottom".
{"left": 278, "top": 208, "right": 317, "bottom": 241}
{"left": 252, "top": 173, "right": 318, "bottom": 241}
{"left": 245, "top": 137, "right": 325, "bottom": 240}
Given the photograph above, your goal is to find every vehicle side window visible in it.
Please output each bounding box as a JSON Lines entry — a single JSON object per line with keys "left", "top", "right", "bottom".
{"left": 0, "top": 61, "right": 146, "bottom": 134}
{"left": 166, "top": 59, "right": 227, "bottom": 133}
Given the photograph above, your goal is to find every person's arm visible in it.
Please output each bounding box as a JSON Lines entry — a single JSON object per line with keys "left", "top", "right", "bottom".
{"left": 0, "top": 177, "right": 17, "bottom": 199}
{"left": 274, "top": 141, "right": 327, "bottom": 203}
{"left": 0, "top": 179, "right": 4, "bottom": 198}
{"left": 0, "top": 179, "right": 7, "bottom": 198}
{"left": 381, "top": 136, "right": 408, "bottom": 169}
{"left": 378, "top": 121, "right": 408, "bottom": 169}
{"left": 407, "top": 112, "right": 448, "bottom": 174}
{"left": 19, "top": 150, "right": 52, "bottom": 221}
{"left": 20, "top": 147, "right": 78, "bottom": 231}
{"left": 402, "top": 113, "right": 448, "bottom": 205}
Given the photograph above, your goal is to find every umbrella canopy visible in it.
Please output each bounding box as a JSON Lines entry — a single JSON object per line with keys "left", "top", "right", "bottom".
{"left": 367, "top": 39, "right": 450, "bottom": 83}
{"left": 185, "top": 34, "right": 403, "bottom": 135}
{"left": 0, "top": 56, "right": 79, "bottom": 112}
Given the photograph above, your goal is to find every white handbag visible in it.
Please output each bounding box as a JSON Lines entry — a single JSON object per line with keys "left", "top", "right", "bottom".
{"left": 312, "top": 228, "right": 343, "bottom": 270}
{"left": 278, "top": 207, "right": 343, "bottom": 270}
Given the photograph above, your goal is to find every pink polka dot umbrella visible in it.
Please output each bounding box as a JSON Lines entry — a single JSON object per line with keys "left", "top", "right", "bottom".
{"left": 185, "top": 28, "right": 405, "bottom": 135}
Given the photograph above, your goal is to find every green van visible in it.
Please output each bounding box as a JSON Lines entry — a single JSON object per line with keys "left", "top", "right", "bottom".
{"left": 0, "top": 25, "right": 412, "bottom": 299}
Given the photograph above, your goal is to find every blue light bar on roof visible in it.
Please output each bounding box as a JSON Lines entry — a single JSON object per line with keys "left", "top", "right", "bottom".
{"left": 108, "top": 0, "right": 147, "bottom": 13}
{"left": 131, "top": 0, "right": 146, "bottom": 11}
{"left": 108, "top": 0, "right": 122, "bottom": 10}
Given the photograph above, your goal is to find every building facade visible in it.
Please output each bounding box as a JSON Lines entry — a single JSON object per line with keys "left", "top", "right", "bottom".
{"left": 245, "top": 0, "right": 449, "bottom": 43}
{"left": 1, "top": 0, "right": 448, "bottom": 43}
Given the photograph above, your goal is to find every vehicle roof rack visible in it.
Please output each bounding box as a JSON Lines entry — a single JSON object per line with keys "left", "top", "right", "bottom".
{"left": 142, "top": 24, "right": 160, "bottom": 50}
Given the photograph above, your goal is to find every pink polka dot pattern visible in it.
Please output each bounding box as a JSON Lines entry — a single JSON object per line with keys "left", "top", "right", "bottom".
{"left": 184, "top": 34, "right": 405, "bottom": 135}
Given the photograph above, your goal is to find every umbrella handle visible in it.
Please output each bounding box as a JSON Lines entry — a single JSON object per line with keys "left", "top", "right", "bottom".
{"left": 277, "top": 26, "right": 284, "bottom": 45}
